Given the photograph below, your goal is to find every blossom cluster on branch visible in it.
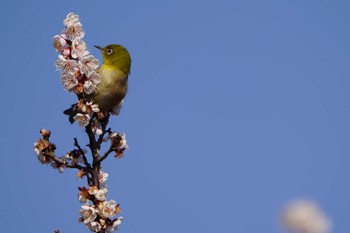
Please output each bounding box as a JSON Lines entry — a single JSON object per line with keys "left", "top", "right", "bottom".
{"left": 54, "top": 13, "right": 100, "bottom": 95}
{"left": 33, "top": 13, "right": 128, "bottom": 233}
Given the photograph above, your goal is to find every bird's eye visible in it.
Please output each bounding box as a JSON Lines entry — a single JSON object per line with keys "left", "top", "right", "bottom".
{"left": 106, "top": 49, "right": 113, "bottom": 55}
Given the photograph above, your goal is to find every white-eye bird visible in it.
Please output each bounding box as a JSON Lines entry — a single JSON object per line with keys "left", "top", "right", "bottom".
{"left": 64, "top": 44, "right": 131, "bottom": 123}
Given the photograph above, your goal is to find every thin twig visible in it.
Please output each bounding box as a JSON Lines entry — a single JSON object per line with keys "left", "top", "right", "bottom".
{"left": 96, "top": 145, "right": 114, "bottom": 165}
{"left": 48, "top": 152, "right": 85, "bottom": 170}
{"left": 74, "top": 137, "right": 90, "bottom": 167}
{"left": 97, "top": 114, "right": 111, "bottom": 146}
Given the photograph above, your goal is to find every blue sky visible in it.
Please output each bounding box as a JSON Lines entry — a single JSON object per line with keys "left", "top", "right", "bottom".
{"left": 1, "top": 0, "right": 350, "bottom": 232}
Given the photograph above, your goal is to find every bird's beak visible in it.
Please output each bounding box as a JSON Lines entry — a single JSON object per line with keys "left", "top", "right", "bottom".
{"left": 94, "top": 45, "right": 104, "bottom": 51}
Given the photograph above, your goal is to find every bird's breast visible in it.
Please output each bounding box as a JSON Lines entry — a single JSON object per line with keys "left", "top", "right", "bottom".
{"left": 94, "top": 64, "right": 128, "bottom": 111}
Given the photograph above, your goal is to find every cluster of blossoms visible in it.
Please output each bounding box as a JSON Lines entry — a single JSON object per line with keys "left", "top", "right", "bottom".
{"left": 281, "top": 199, "right": 331, "bottom": 233}
{"left": 73, "top": 99, "right": 102, "bottom": 131}
{"left": 78, "top": 171, "right": 123, "bottom": 232}
{"left": 33, "top": 128, "right": 128, "bottom": 232}
{"left": 34, "top": 129, "right": 85, "bottom": 173}
{"left": 53, "top": 13, "right": 100, "bottom": 96}
{"left": 34, "top": 129, "right": 57, "bottom": 165}
{"left": 104, "top": 132, "right": 129, "bottom": 158}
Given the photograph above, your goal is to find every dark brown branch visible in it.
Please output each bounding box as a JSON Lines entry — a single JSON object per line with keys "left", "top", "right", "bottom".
{"left": 97, "top": 127, "right": 111, "bottom": 146}
{"left": 85, "top": 122, "right": 100, "bottom": 186}
{"left": 85, "top": 124, "right": 99, "bottom": 161}
{"left": 48, "top": 152, "right": 85, "bottom": 170}
{"left": 74, "top": 137, "right": 90, "bottom": 167}
{"left": 96, "top": 145, "right": 114, "bottom": 165}
{"left": 97, "top": 114, "right": 111, "bottom": 146}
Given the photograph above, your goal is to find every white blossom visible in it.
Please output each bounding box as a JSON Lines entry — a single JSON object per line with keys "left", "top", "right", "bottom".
{"left": 71, "top": 39, "right": 88, "bottom": 59}
{"left": 281, "top": 199, "right": 331, "bottom": 233}
{"left": 94, "top": 188, "right": 108, "bottom": 201}
{"left": 53, "top": 35, "right": 67, "bottom": 52}
{"left": 80, "top": 55, "right": 99, "bottom": 75}
{"left": 73, "top": 113, "right": 90, "bottom": 127}
{"left": 63, "top": 22, "right": 85, "bottom": 40}
{"left": 106, "top": 217, "right": 123, "bottom": 233}
{"left": 33, "top": 142, "right": 53, "bottom": 164}
{"left": 51, "top": 157, "right": 66, "bottom": 173}
{"left": 63, "top": 12, "right": 80, "bottom": 27}
{"left": 119, "top": 134, "right": 128, "bottom": 149}
{"left": 80, "top": 204, "right": 97, "bottom": 224}
{"left": 55, "top": 55, "right": 79, "bottom": 73}
{"left": 61, "top": 71, "right": 78, "bottom": 92}
{"left": 86, "top": 101, "right": 100, "bottom": 113}
{"left": 86, "top": 221, "right": 102, "bottom": 232}
{"left": 91, "top": 119, "right": 102, "bottom": 135}
{"left": 103, "top": 132, "right": 126, "bottom": 144}
{"left": 99, "top": 171, "right": 109, "bottom": 184}
{"left": 83, "top": 71, "right": 101, "bottom": 94}
{"left": 33, "top": 143, "right": 41, "bottom": 156}
{"left": 88, "top": 186, "right": 98, "bottom": 195}
{"left": 98, "top": 200, "right": 117, "bottom": 219}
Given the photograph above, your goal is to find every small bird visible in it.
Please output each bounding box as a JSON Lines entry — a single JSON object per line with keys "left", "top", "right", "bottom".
{"left": 64, "top": 44, "right": 131, "bottom": 123}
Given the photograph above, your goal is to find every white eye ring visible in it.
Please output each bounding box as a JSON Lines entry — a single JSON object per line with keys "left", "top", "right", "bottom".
{"left": 106, "top": 49, "right": 113, "bottom": 55}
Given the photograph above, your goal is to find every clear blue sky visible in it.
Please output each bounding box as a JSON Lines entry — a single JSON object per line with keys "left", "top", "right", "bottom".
{"left": 1, "top": 1, "right": 350, "bottom": 232}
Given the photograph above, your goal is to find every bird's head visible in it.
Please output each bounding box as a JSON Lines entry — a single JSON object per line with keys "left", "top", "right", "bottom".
{"left": 94, "top": 44, "right": 131, "bottom": 75}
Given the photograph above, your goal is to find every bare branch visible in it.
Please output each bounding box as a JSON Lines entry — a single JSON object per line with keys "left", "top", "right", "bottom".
{"left": 74, "top": 137, "right": 90, "bottom": 167}
{"left": 48, "top": 152, "right": 85, "bottom": 170}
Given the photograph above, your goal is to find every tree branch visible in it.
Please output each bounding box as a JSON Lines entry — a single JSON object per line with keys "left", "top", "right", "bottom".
{"left": 48, "top": 152, "right": 85, "bottom": 170}
{"left": 74, "top": 137, "right": 90, "bottom": 167}
{"left": 96, "top": 113, "right": 111, "bottom": 148}
{"left": 97, "top": 145, "right": 114, "bottom": 165}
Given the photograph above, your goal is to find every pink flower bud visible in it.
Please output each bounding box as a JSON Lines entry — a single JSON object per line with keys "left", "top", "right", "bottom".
{"left": 63, "top": 47, "right": 71, "bottom": 57}
{"left": 40, "top": 129, "right": 51, "bottom": 139}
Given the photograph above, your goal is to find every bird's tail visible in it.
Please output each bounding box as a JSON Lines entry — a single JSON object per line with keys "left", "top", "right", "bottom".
{"left": 63, "top": 104, "right": 78, "bottom": 124}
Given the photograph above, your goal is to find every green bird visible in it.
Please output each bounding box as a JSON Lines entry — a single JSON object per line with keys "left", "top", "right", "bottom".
{"left": 64, "top": 44, "right": 131, "bottom": 123}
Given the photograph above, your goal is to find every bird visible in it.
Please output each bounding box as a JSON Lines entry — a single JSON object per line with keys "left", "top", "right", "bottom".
{"left": 64, "top": 44, "right": 131, "bottom": 123}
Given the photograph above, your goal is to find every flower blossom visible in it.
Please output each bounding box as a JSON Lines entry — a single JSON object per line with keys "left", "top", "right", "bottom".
{"left": 51, "top": 156, "right": 66, "bottom": 173}
{"left": 91, "top": 119, "right": 102, "bottom": 135}
{"left": 98, "top": 171, "right": 109, "bottom": 184}
{"left": 94, "top": 188, "right": 108, "bottom": 201}
{"left": 83, "top": 71, "right": 101, "bottom": 94}
{"left": 71, "top": 39, "right": 88, "bottom": 59}
{"left": 86, "top": 221, "right": 102, "bottom": 232}
{"left": 33, "top": 138, "right": 56, "bottom": 164}
{"left": 63, "top": 12, "right": 80, "bottom": 27}
{"left": 86, "top": 101, "right": 100, "bottom": 113}
{"left": 105, "top": 217, "right": 123, "bottom": 233}
{"left": 53, "top": 35, "right": 67, "bottom": 52}
{"left": 63, "top": 21, "right": 85, "bottom": 41}
{"left": 73, "top": 113, "right": 90, "bottom": 127}
{"left": 281, "top": 199, "right": 331, "bottom": 233}
{"left": 98, "top": 200, "right": 117, "bottom": 219}
{"left": 87, "top": 186, "right": 108, "bottom": 201}
{"left": 34, "top": 143, "right": 51, "bottom": 164}
{"left": 61, "top": 71, "right": 78, "bottom": 92}
{"left": 55, "top": 55, "right": 79, "bottom": 73}
{"left": 80, "top": 55, "right": 99, "bottom": 75}
{"left": 80, "top": 204, "right": 97, "bottom": 224}
{"left": 118, "top": 134, "right": 128, "bottom": 149}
